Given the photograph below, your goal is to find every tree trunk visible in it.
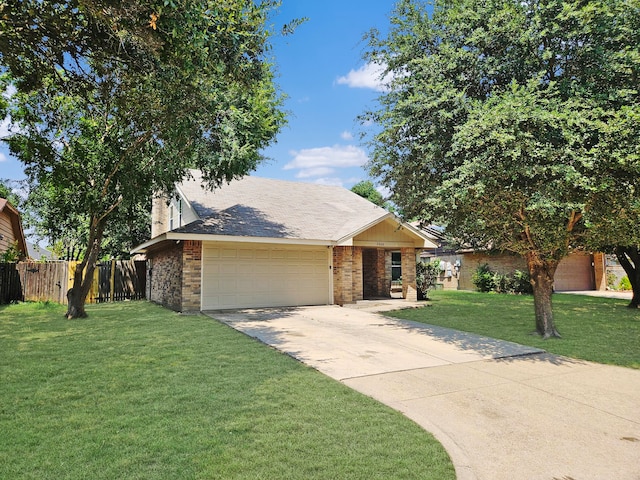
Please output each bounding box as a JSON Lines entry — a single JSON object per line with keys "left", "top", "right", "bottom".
{"left": 614, "top": 246, "right": 640, "bottom": 308}
{"left": 65, "top": 219, "right": 105, "bottom": 319}
{"left": 526, "top": 251, "right": 561, "bottom": 339}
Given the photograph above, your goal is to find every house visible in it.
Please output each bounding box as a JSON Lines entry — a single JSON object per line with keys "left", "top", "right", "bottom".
{"left": 133, "top": 171, "right": 437, "bottom": 312}
{"left": 0, "top": 198, "right": 27, "bottom": 261}
{"left": 417, "top": 227, "right": 607, "bottom": 292}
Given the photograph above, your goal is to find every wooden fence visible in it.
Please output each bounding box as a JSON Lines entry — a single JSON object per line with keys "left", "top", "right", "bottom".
{"left": 0, "top": 260, "right": 146, "bottom": 305}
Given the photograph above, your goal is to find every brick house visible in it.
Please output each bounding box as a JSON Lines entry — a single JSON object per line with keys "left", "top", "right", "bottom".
{"left": 0, "top": 198, "right": 27, "bottom": 260}
{"left": 420, "top": 246, "right": 607, "bottom": 292}
{"left": 133, "top": 171, "right": 437, "bottom": 312}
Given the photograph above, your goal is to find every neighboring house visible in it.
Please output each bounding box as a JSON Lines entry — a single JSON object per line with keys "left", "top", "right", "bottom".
{"left": 133, "top": 171, "right": 438, "bottom": 312}
{"left": 26, "top": 241, "right": 53, "bottom": 261}
{"left": 0, "top": 198, "right": 27, "bottom": 261}
{"left": 420, "top": 239, "right": 607, "bottom": 292}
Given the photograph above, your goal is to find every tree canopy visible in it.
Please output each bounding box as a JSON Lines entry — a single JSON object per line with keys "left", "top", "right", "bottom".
{"left": 362, "top": 0, "right": 640, "bottom": 336}
{"left": 0, "top": 0, "right": 289, "bottom": 317}
{"left": 351, "top": 180, "right": 386, "bottom": 207}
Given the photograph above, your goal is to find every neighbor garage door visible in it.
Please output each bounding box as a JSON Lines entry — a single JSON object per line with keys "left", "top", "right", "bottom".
{"left": 554, "top": 252, "right": 594, "bottom": 291}
{"left": 202, "top": 243, "right": 330, "bottom": 310}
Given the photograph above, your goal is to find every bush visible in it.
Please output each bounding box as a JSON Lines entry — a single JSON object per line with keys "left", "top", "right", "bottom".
{"left": 471, "top": 263, "right": 496, "bottom": 292}
{"left": 416, "top": 260, "right": 440, "bottom": 299}
{"left": 472, "top": 264, "right": 532, "bottom": 295}
{"left": 512, "top": 270, "right": 533, "bottom": 294}
{"left": 618, "top": 276, "right": 632, "bottom": 291}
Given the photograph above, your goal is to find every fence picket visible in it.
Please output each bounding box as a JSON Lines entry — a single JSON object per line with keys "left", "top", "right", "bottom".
{"left": 0, "top": 260, "right": 146, "bottom": 305}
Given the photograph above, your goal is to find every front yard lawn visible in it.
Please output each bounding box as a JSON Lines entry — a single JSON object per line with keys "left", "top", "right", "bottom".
{"left": 388, "top": 290, "right": 640, "bottom": 369}
{"left": 0, "top": 301, "right": 454, "bottom": 480}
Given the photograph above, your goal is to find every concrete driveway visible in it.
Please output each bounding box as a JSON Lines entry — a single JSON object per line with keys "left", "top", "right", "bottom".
{"left": 206, "top": 302, "right": 640, "bottom": 480}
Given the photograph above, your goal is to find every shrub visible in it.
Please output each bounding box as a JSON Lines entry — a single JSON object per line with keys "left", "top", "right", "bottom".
{"left": 472, "top": 263, "right": 495, "bottom": 292}
{"left": 618, "top": 276, "right": 632, "bottom": 291}
{"left": 606, "top": 272, "right": 618, "bottom": 290}
{"left": 416, "top": 260, "right": 440, "bottom": 299}
{"left": 472, "top": 264, "right": 532, "bottom": 295}
{"left": 512, "top": 270, "right": 533, "bottom": 294}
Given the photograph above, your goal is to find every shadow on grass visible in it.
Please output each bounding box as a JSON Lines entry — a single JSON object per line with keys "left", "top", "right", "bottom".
{"left": 382, "top": 317, "right": 557, "bottom": 363}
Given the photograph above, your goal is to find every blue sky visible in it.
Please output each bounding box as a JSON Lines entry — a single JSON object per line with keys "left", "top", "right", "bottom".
{"left": 0, "top": 1, "right": 394, "bottom": 191}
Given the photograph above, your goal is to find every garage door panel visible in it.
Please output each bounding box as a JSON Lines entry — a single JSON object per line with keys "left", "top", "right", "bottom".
{"left": 202, "top": 243, "right": 330, "bottom": 310}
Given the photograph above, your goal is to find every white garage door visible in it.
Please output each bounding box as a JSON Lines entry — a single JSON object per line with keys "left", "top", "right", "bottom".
{"left": 202, "top": 243, "right": 330, "bottom": 310}
{"left": 554, "top": 252, "right": 594, "bottom": 291}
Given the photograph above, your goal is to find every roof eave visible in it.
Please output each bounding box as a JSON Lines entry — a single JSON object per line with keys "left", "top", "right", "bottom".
{"left": 131, "top": 232, "right": 335, "bottom": 254}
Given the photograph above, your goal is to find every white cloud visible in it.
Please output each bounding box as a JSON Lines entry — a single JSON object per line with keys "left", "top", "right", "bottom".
{"left": 284, "top": 145, "right": 368, "bottom": 179}
{"left": 336, "top": 62, "right": 393, "bottom": 92}
{"left": 340, "top": 130, "right": 353, "bottom": 140}
{"left": 0, "top": 151, "right": 6, "bottom": 162}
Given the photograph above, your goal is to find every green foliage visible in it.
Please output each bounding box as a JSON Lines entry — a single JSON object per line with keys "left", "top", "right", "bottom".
{"left": 416, "top": 260, "right": 440, "bottom": 299}
{"left": 363, "top": 0, "right": 640, "bottom": 260}
{"left": 362, "top": 0, "right": 640, "bottom": 334}
{"left": 607, "top": 272, "right": 618, "bottom": 290}
{"left": 351, "top": 180, "right": 386, "bottom": 207}
{"left": 471, "top": 264, "right": 496, "bottom": 293}
{"left": 0, "top": 180, "right": 21, "bottom": 207}
{"left": 0, "top": 241, "right": 21, "bottom": 262}
{"left": 618, "top": 276, "right": 632, "bottom": 291}
{"left": 0, "top": 0, "right": 290, "bottom": 315}
{"left": 472, "top": 264, "right": 532, "bottom": 295}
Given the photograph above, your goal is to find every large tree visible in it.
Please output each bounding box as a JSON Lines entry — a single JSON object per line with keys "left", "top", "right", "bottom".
{"left": 362, "top": 0, "right": 640, "bottom": 338}
{"left": 351, "top": 180, "right": 386, "bottom": 207}
{"left": 1, "top": 0, "right": 288, "bottom": 318}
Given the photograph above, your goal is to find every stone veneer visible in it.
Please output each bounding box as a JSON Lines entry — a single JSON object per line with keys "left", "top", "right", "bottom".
{"left": 148, "top": 240, "right": 202, "bottom": 312}
{"left": 148, "top": 242, "right": 183, "bottom": 311}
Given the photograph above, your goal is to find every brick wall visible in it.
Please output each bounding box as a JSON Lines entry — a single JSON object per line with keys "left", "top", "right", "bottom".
{"left": 181, "top": 240, "right": 202, "bottom": 311}
{"left": 148, "top": 242, "right": 183, "bottom": 311}
{"left": 333, "top": 246, "right": 363, "bottom": 304}
{"left": 333, "top": 246, "right": 353, "bottom": 305}
{"left": 362, "top": 248, "right": 390, "bottom": 298}
{"left": 362, "top": 248, "right": 377, "bottom": 298}
{"left": 458, "top": 252, "right": 527, "bottom": 290}
{"left": 352, "top": 247, "right": 363, "bottom": 302}
{"left": 401, "top": 247, "right": 418, "bottom": 301}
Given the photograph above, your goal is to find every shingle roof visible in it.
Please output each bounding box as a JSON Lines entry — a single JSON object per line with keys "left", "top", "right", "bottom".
{"left": 173, "top": 171, "right": 390, "bottom": 241}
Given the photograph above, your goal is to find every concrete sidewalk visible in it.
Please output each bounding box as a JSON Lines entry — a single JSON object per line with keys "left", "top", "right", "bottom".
{"left": 207, "top": 304, "right": 640, "bottom": 480}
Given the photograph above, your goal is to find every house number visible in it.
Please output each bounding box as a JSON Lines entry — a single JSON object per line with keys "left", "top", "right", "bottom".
{"left": 376, "top": 242, "right": 385, "bottom": 246}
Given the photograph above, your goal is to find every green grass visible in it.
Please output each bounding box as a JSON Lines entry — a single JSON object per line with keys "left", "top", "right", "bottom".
{"left": 0, "top": 301, "right": 454, "bottom": 480}
{"left": 388, "top": 290, "right": 640, "bottom": 369}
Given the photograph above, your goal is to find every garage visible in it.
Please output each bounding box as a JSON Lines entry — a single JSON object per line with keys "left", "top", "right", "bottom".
{"left": 202, "top": 242, "right": 331, "bottom": 310}
{"left": 554, "top": 252, "right": 594, "bottom": 291}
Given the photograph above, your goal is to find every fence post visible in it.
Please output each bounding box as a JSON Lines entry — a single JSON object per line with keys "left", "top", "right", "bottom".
{"left": 110, "top": 259, "right": 115, "bottom": 302}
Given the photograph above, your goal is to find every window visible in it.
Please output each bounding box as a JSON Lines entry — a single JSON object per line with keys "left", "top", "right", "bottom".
{"left": 168, "top": 198, "right": 183, "bottom": 231}
{"left": 391, "top": 251, "right": 402, "bottom": 281}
